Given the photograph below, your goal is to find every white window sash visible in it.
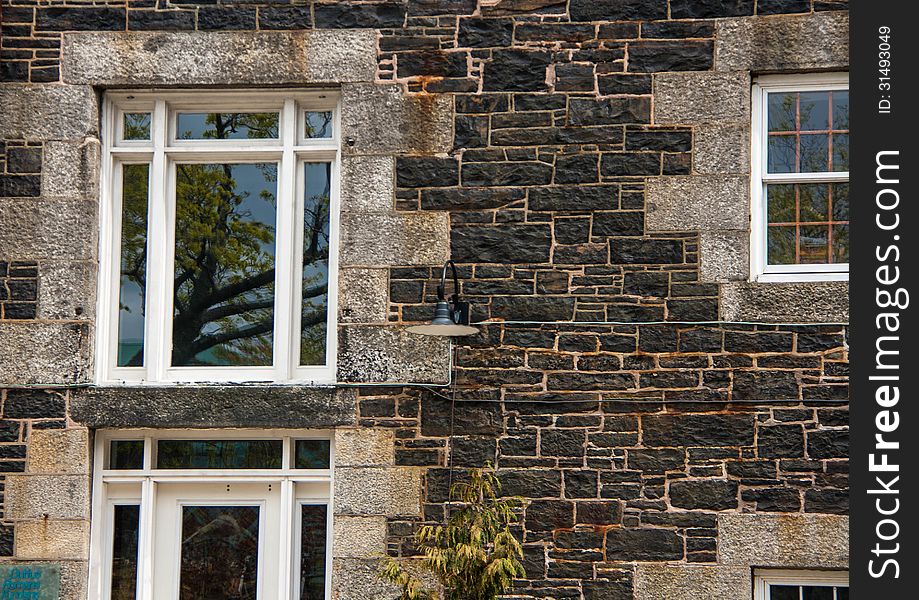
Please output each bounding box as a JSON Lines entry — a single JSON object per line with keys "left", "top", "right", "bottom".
{"left": 753, "top": 569, "right": 849, "bottom": 600}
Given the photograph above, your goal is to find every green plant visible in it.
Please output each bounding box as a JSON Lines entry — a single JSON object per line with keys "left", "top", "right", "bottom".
{"left": 381, "top": 465, "right": 526, "bottom": 600}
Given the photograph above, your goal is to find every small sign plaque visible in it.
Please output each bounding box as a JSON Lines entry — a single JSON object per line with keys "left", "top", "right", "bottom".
{"left": 0, "top": 564, "right": 60, "bottom": 600}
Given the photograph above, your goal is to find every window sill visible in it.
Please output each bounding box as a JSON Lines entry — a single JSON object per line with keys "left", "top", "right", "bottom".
{"left": 753, "top": 272, "right": 849, "bottom": 283}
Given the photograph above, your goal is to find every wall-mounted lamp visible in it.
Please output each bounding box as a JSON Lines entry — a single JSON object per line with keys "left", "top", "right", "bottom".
{"left": 407, "top": 260, "right": 479, "bottom": 337}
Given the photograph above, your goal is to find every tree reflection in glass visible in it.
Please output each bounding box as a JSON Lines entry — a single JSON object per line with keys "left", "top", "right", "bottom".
{"left": 300, "top": 163, "right": 331, "bottom": 366}
{"left": 118, "top": 164, "right": 150, "bottom": 367}
{"left": 180, "top": 505, "right": 260, "bottom": 600}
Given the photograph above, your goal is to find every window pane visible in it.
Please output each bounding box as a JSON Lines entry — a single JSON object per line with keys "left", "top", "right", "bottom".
{"left": 802, "top": 586, "right": 833, "bottom": 600}
{"left": 299, "top": 505, "right": 328, "bottom": 600}
{"left": 123, "top": 113, "right": 151, "bottom": 141}
{"left": 799, "top": 225, "right": 829, "bottom": 264}
{"left": 111, "top": 505, "right": 140, "bottom": 600}
{"left": 832, "top": 133, "right": 849, "bottom": 171}
{"left": 768, "top": 226, "right": 796, "bottom": 266}
{"left": 836, "top": 588, "right": 849, "bottom": 600}
{"left": 832, "top": 91, "right": 849, "bottom": 129}
{"left": 767, "top": 184, "right": 796, "bottom": 224}
{"left": 305, "top": 111, "right": 333, "bottom": 139}
{"left": 768, "top": 93, "right": 796, "bottom": 132}
{"left": 832, "top": 224, "right": 849, "bottom": 263}
{"left": 180, "top": 506, "right": 260, "bottom": 600}
{"left": 301, "top": 163, "right": 332, "bottom": 366}
{"left": 799, "top": 91, "right": 830, "bottom": 131}
{"left": 799, "top": 134, "right": 829, "bottom": 172}
{"left": 799, "top": 184, "right": 829, "bottom": 222}
{"left": 157, "top": 440, "right": 282, "bottom": 469}
{"left": 832, "top": 183, "right": 849, "bottom": 220}
{"left": 767, "top": 135, "right": 796, "bottom": 173}
{"left": 770, "top": 585, "right": 800, "bottom": 600}
{"left": 118, "top": 164, "right": 149, "bottom": 367}
{"left": 176, "top": 112, "right": 279, "bottom": 140}
{"left": 295, "top": 440, "right": 331, "bottom": 469}
{"left": 172, "top": 163, "right": 277, "bottom": 367}
{"left": 110, "top": 440, "right": 145, "bottom": 470}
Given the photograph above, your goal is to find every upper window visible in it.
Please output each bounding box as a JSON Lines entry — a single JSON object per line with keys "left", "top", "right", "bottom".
{"left": 99, "top": 91, "right": 340, "bottom": 384}
{"left": 754, "top": 570, "right": 849, "bottom": 600}
{"left": 751, "top": 74, "right": 849, "bottom": 282}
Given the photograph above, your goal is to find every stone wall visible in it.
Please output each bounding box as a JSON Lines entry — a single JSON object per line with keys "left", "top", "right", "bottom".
{"left": 1, "top": 1, "right": 849, "bottom": 599}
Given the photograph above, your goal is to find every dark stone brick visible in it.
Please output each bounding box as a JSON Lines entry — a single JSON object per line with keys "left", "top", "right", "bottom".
{"left": 315, "top": 3, "right": 406, "bottom": 28}
{"left": 638, "top": 324, "right": 678, "bottom": 352}
{"left": 742, "top": 488, "right": 802, "bottom": 512}
{"left": 628, "top": 41, "right": 714, "bottom": 73}
{"left": 605, "top": 528, "right": 683, "bottom": 561}
{"left": 640, "top": 370, "right": 698, "bottom": 389}
{"left": 541, "top": 430, "right": 585, "bottom": 457}
{"left": 757, "top": 424, "right": 805, "bottom": 458}
{"left": 0, "top": 61, "right": 29, "bottom": 82}
{"left": 462, "top": 161, "right": 553, "bottom": 186}
{"left": 807, "top": 429, "right": 848, "bottom": 459}
{"left": 641, "top": 21, "right": 715, "bottom": 39}
{"left": 454, "top": 114, "right": 489, "bottom": 149}
{"left": 576, "top": 500, "right": 622, "bottom": 525}
{"left": 797, "top": 333, "right": 845, "bottom": 353}
{"left": 421, "top": 397, "right": 503, "bottom": 436}
{"left": 3, "top": 390, "right": 66, "bottom": 419}
{"left": 452, "top": 224, "right": 551, "bottom": 263}
{"left": 500, "top": 469, "right": 561, "bottom": 497}
{"left": 456, "top": 94, "right": 509, "bottom": 113}
{"left": 555, "top": 63, "right": 596, "bottom": 92}
{"left": 526, "top": 499, "right": 574, "bottom": 531}
{"left": 564, "top": 470, "right": 598, "bottom": 498}
{"left": 571, "top": 0, "right": 667, "bottom": 21}
{"left": 8, "top": 280, "right": 37, "bottom": 301}
{"left": 0, "top": 421, "right": 21, "bottom": 442}
{"left": 450, "top": 436, "right": 496, "bottom": 467}
{"left": 814, "top": 0, "right": 848, "bottom": 10}
{"left": 37, "top": 7, "right": 126, "bottom": 31}
{"left": 29, "top": 67, "right": 60, "bottom": 83}
{"left": 492, "top": 297, "right": 575, "bottom": 321}
{"left": 628, "top": 448, "right": 684, "bottom": 473}
{"left": 458, "top": 17, "right": 513, "bottom": 47}
{"left": 257, "top": 7, "right": 313, "bottom": 30}
{"left": 643, "top": 414, "right": 755, "bottom": 447}
{"left": 555, "top": 154, "right": 599, "bottom": 184}
{"left": 547, "top": 371, "right": 635, "bottom": 392}
{"left": 421, "top": 187, "right": 523, "bottom": 210}
{"left": 503, "top": 328, "right": 556, "bottom": 348}
{"left": 7, "top": 147, "right": 43, "bottom": 174}
{"left": 626, "top": 129, "right": 692, "bottom": 152}
{"left": 622, "top": 271, "right": 667, "bottom": 297}
{"left": 598, "top": 74, "right": 651, "bottom": 95}
{"left": 555, "top": 527, "right": 603, "bottom": 550}
{"left": 129, "top": 9, "right": 196, "bottom": 31}
{"left": 601, "top": 152, "right": 661, "bottom": 176}
{"left": 667, "top": 298, "right": 718, "bottom": 321}
{"left": 409, "top": 0, "right": 477, "bottom": 16}
{"left": 483, "top": 50, "right": 552, "bottom": 92}
{"left": 198, "top": 8, "right": 256, "bottom": 31}
{"left": 724, "top": 331, "right": 794, "bottom": 353}
{"left": 491, "top": 126, "right": 624, "bottom": 146}
{"left": 679, "top": 328, "right": 723, "bottom": 352}
{"left": 610, "top": 239, "right": 682, "bottom": 264}
{"left": 3, "top": 303, "right": 37, "bottom": 319}
{"left": 569, "top": 97, "right": 651, "bottom": 126}
{"left": 0, "top": 525, "right": 13, "bottom": 556}
{"left": 1, "top": 7, "right": 34, "bottom": 23}
{"left": 670, "top": 0, "right": 755, "bottom": 18}
{"left": 397, "top": 156, "right": 459, "bottom": 188}
{"left": 758, "top": 0, "right": 811, "bottom": 14}
{"left": 553, "top": 244, "right": 608, "bottom": 265}
{"left": 733, "top": 371, "right": 799, "bottom": 401}
{"left": 516, "top": 23, "right": 595, "bottom": 42}
{"left": 0, "top": 175, "right": 41, "bottom": 197}
{"left": 669, "top": 479, "right": 738, "bottom": 510}
{"left": 390, "top": 280, "right": 424, "bottom": 303}
{"left": 804, "top": 488, "right": 848, "bottom": 514}
{"left": 515, "top": 93, "right": 567, "bottom": 111}
{"left": 397, "top": 51, "right": 468, "bottom": 78}
{"left": 500, "top": 435, "right": 538, "bottom": 457}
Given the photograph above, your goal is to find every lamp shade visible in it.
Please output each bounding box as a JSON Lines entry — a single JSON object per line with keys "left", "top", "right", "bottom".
{"left": 407, "top": 301, "right": 479, "bottom": 337}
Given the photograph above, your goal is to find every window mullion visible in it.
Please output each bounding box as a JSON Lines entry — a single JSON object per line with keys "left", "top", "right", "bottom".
{"left": 145, "top": 100, "right": 169, "bottom": 381}
{"left": 138, "top": 477, "right": 156, "bottom": 600}
{"left": 279, "top": 478, "right": 295, "bottom": 600}
{"left": 274, "top": 99, "right": 298, "bottom": 381}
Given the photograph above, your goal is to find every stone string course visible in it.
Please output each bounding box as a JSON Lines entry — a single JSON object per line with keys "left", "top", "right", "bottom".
{"left": 1, "top": 1, "right": 849, "bottom": 598}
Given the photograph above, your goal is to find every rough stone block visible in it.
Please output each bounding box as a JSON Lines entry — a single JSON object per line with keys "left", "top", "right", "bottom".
{"left": 14, "top": 519, "right": 89, "bottom": 560}
{"left": 635, "top": 565, "right": 751, "bottom": 600}
{"left": 339, "top": 212, "right": 449, "bottom": 267}
{"left": 718, "top": 513, "right": 849, "bottom": 567}
{"left": 646, "top": 175, "right": 748, "bottom": 232}
{"left": 333, "top": 516, "right": 388, "bottom": 558}
{"left": 720, "top": 281, "right": 849, "bottom": 323}
{"left": 334, "top": 467, "right": 422, "bottom": 516}
{"left": 0, "top": 323, "right": 91, "bottom": 385}
{"left": 341, "top": 83, "right": 453, "bottom": 155}
{"left": 338, "top": 268, "right": 389, "bottom": 324}
{"left": 331, "top": 558, "right": 402, "bottom": 600}
{"left": 340, "top": 155, "right": 394, "bottom": 213}
{"left": 41, "top": 140, "right": 100, "bottom": 198}
{"left": 337, "top": 325, "right": 451, "bottom": 384}
{"left": 694, "top": 123, "right": 750, "bottom": 175}
{"left": 0, "top": 198, "right": 97, "bottom": 260}
{"left": 27, "top": 429, "right": 90, "bottom": 475}
{"left": 62, "top": 31, "right": 377, "bottom": 85}
{"left": 654, "top": 71, "right": 749, "bottom": 124}
{"left": 5, "top": 475, "right": 90, "bottom": 520}
{"left": 715, "top": 12, "right": 849, "bottom": 72}
{"left": 0, "top": 84, "right": 98, "bottom": 140}
{"left": 335, "top": 428, "right": 394, "bottom": 467}
{"left": 699, "top": 231, "right": 749, "bottom": 282}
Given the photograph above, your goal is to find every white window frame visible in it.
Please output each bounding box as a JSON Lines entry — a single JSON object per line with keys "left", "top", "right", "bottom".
{"left": 750, "top": 73, "right": 849, "bottom": 283}
{"left": 97, "top": 90, "right": 341, "bottom": 385}
{"left": 87, "top": 429, "right": 335, "bottom": 600}
{"left": 754, "top": 569, "right": 849, "bottom": 600}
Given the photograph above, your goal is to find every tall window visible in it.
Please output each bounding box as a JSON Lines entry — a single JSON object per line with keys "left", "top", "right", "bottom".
{"left": 98, "top": 91, "right": 340, "bottom": 383}
{"left": 754, "top": 570, "right": 849, "bottom": 600}
{"left": 751, "top": 74, "right": 849, "bottom": 282}
{"left": 89, "top": 431, "right": 333, "bottom": 600}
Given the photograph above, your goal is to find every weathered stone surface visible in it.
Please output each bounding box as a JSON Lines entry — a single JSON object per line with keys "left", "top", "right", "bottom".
{"left": 62, "top": 30, "right": 377, "bottom": 85}
{"left": 606, "top": 528, "right": 683, "bottom": 561}
{"left": 569, "top": 97, "right": 651, "bottom": 126}
{"left": 339, "top": 267, "right": 389, "bottom": 324}
{"left": 483, "top": 50, "right": 551, "bottom": 92}
{"left": 715, "top": 12, "right": 849, "bottom": 72}
{"left": 397, "top": 156, "right": 459, "bottom": 188}
{"left": 643, "top": 414, "right": 754, "bottom": 447}
{"left": 340, "top": 155, "right": 394, "bottom": 213}
{"left": 610, "top": 239, "right": 683, "bottom": 264}
{"left": 718, "top": 513, "right": 849, "bottom": 567}
{"left": 694, "top": 123, "right": 750, "bottom": 175}
{"left": 699, "top": 231, "right": 749, "bottom": 282}
{"left": 0, "top": 198, "right": 97, "bottom": 260}
{"left": 340, "top": 212, "right": 449, "bottom": 266}
{"left": 0, "top": 85, "right": 98, "bottom": 140}
{"left": 529, "top": 185, "right": 618, "bottom": 211}
{"left": 0, "top": 323, "right": 90, "bottom": 385}
{"left": 27, "top": 429, "right": 89, "bottom": 474}
{"left": 462, "top": 161, "right": 553, "bottom": 186}
{"left": 635, "top": 565, "right": 751, "bottom": 600}
{"left": 628, "top": 41, "right": 714, "bottom": 73}
{"left": 422, "top": 396, "right": 503, "bottom": 437}
{"left": 341, "top": 83, "right": 453, "bottom": 155}
{"left": 337, "top": 326, "right": 451, "bottom": 383}
{"left": 37, "top": 260, "right": 96, "bottom": 321}
{"left": 491, "top": 296, "right": 575, "bottom": 321}
{"left": 331, "top": 558, "right": 403, "bottom": 600}
{"left": 654, "top": 71, "right": 749, "bottom": 124}
{"left": 452, "top": 224, "right": 551, "bottom": 264}
{"left": 670, "top": 0, "right": 753, "bottom": 19}
{"left": 41, "top": 139, "right": 99, "bottom": 199}
{"left": 335, "top": 428, "right": 394, "bottom": 467}
{"left": 14, "top": 520, "right": 89, "bottom": 560}
{"left": 333, "top": 516, "right": 388, "bottom": 558}
{"left": 570, "top": 0, "right": 667, "bottom": 21}
{"left": 646, "top": 175, "right": 748, "bottom": 231}
{"left": 669, "top": 479, "right": 739, "bottom": 510}
{"left": 5, "top": 475, "right": 89, "bottom": 519}
{"left": 720, "top": 281, "right": 849, "bottom": 323}
{"left": 335, "top": 467, "right": 422, "bottom": 516}
{"left": 314, "top": 2, "right": 405, "bottom": 28}
{"left": 70, "top": 387, "right": 355, "bottom": 428}
{"left": 459, "top": 17, "right": 514, "bottom": 48}
{"left": 421, "top": 187, "right": 524, "bottom": 210}
{"left": 2, "top": 389, "right": 66, "bottom": 419}
{"left": 38, "top": 7, "right": 126, "bottom": 31}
